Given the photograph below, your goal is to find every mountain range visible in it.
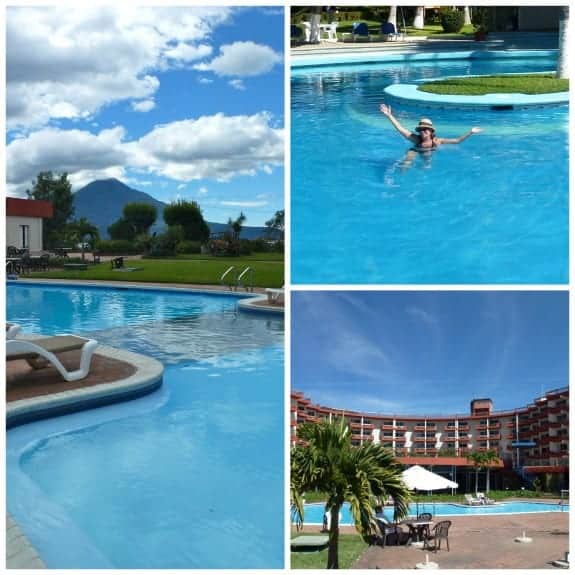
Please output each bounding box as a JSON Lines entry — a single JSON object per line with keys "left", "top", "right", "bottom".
{"left": 74, "top": 179, "right": 277, "bottom": 240}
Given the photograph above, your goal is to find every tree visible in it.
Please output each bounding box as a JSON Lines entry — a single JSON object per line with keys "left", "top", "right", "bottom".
{"left": 27, "top": 171, "right": 74, "bottom": 248}
{"left": 463, "top": 6, "right": 472, "bottom": 26}
{"left": 291, "top": 418, "right": 411, "bottom": 569}
{"left": 412, "top": 7, "right": 424, "bottom": 29}
{"left": 163, "top": 200, "right": 210, "bottom": 242}
{"left": 108, "top": 218, "right": 135, "bottom": 241}
{"left": 556, "top": 6, "right": 569, "bottom": 79}
{"left": 466, "top": 450, "right": 499, "bottom": 493}
{"left": 123, "top": 203, "right": 157, "bottom": 236}
{"left": 265, "top": 209, "right": 285, "bottom": 239}
{"left": 65, "top": 218, "right": 100, "bottom": 261}
{"left": 387, "top": 5, "right": 397, "bottom": 28}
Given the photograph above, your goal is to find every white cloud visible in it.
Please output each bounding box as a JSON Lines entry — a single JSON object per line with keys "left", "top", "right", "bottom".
{"left": 6, "top": 5, "right": 233, "bottom": 129}
{"left": 7, "top": 126, "right": 127, "bottom": 193}
{"left": 165, "top": 43, "right": 212, "bottom": 62}
{"left": 177, "top": 183, "right": 187, "bottom": 190}
{"left": 194, "top": 41, "right": 281, "bottom": 77}
{"left": 131, "top": 112, "right": 284, "bottom": 181}
{"left": 199, "top": 186, "right": 208, "bottom": 194}
{"left": 6, "top": 112, "right": 284, "bottom": 193}
{"left": 229, "top": 79, "right": 245, "bottom": 91}
{"left": 131, "top": 99, "right": 156, "bottom": 113}
{"left": 221, "top": 200, "right": 268, "bottom": 207}
{"left": 198, "top": 77, "right": 213, "bottom": 84}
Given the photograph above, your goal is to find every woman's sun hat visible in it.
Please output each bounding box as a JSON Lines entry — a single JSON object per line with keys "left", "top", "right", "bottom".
{"left": 415, "top": 118, "right": 435, "bottom": 133}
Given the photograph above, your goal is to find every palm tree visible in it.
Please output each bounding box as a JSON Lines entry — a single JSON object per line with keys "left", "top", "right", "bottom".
{"left": 291, "top": 418, "right": 411, "bottom": 569}
{"left": 463, "top": 6, "right": 472, "bottom": 26}
{"left": 556, "top": 6, "right": 569, "bottom": 79}
{"left": 67, "top": 217, "right": 100, "bottom": 261}
{"left": 412, "top": 7, "right": 424, "bottom": 29}
{"left": 466, "top": 450, "right": 499, "bottom": 493}
{"left": 387, "top": 6, "right": 397, "bottom": 29}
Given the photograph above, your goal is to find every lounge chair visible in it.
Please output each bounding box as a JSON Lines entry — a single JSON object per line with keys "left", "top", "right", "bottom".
{"left": 291, "top": 535, "right": 329, "bottom": 551}
{"left": 266, "top": 287, "right": 284, "bottom": 304}
{"left": 464, "top": 494, "right": 482, "bottom": 506}
{"left": 476, "top": 492, "right": 495, "bottom": 504}
{"left": 7, "top": 335, "right": 98, "bottom": 382}
{"left": 6, "top": 323, "right": 21, "bottom": 339}
{"left": 352, "top": 21, "right": 369, "bottom": 41}
{"left": 381, "top": 21, "right": 402, "bottom": 41}
{"left": 424, "top": 520, "right": 451, "bottom": 552}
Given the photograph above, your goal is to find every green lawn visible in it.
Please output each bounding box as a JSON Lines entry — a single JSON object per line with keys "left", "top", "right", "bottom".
{"left": 27, "top": 253, "right": 284, "bottom": 288}
{"left": 291, "top": 532, "right": 368, "bottom": 569}
{"left": 300, "top": 489, "right": 559, "bottom": 505}
{"left": 419, "top": 74, "right": 569, "bottom": 95}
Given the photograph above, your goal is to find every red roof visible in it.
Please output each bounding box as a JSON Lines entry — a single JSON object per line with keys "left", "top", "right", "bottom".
{"left": 6, "top": 197, "right": 53, "bottom": 218}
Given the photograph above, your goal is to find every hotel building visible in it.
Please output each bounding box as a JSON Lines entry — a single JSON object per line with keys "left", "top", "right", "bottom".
{"left": 291, "top": 387, "right": 569, "bottom": 491}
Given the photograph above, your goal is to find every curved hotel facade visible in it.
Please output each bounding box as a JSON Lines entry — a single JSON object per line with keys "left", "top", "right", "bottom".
{"left": 291, "top": 387, "right": 569, "bottom": 491}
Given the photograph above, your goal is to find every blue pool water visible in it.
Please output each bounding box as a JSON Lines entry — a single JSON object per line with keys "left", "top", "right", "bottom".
{"left": 301, "top": 500, "right": 569, "bottom": 525}
{"left": 291, "top": 54, "right": 568, "bottom": 284}
{"left": 7, "top": 284, "right": 284, "bottom": 569}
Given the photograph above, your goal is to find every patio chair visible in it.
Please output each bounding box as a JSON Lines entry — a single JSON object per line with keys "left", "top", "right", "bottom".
{"left": 7, "top": 335, "right": 98, "bottom": 382}
{"left": 424, "top": 520, "right": 451, "bottom": 552}
{"left": 464, "top": 494, "right": 482, "bottom": 505}
{"left": 352, "top": 22, "right": 369, "bottom": 40}
{"left": 417, "top": 512, "right": 433, "bottom": 539}
{"left": 381, "top": 21, "right": 401, "bottom": 41}
{"left": 6, "top": 323, "right": 21, "bottom": 339}
{"left": 476, "top": 492, "right": 495, "bottom": 504}
{"left": 375, "top": 516, "right": 403, "bottom": 547}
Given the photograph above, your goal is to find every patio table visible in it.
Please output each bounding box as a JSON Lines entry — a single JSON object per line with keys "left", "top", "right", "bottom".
{"left": 402, "top": 519, "right": 433, "bottom": 546}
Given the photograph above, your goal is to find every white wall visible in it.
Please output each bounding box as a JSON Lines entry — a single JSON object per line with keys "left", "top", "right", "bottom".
{"left": 6, "top": 216, "right": 43, "bottom": 251}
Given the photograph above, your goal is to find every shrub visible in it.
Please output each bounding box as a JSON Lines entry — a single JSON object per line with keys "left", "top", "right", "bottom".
{"left": 149, "top": 226, "right": 184, "bottom": 257}
{"left": 95, "top": 239, "right": 140, "bottom": 255}
{"left": 440, "top": 8, "right": 464, "bottom": 33}
{"left": 176, "top": 240, "right": 203, "bottom": 254}
{"left": 239, "top": 239, "right": 252, "bottom": 256}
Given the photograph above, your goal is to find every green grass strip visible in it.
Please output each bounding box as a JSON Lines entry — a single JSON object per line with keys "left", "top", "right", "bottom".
{"left": 291, "top": 532, "right": 368, "bottom": 569}
{"left": 27, "top": 253, "right": 284, "bottom": 288}
{"left": 418, "top": 74, "right": 569, "bottom": 95}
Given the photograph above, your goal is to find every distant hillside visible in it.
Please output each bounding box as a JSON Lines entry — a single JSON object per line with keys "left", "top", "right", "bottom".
{"left": 73, "top": 178, "right": 277, "bottom": 240}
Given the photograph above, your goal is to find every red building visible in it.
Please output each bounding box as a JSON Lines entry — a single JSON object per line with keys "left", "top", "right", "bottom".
{"left": 291, "top": 387, "right": 569, "bottom": 491}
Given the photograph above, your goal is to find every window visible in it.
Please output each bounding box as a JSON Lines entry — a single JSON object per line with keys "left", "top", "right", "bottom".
{"left": 20, "top": 225, "right": 30, "bottom": 249}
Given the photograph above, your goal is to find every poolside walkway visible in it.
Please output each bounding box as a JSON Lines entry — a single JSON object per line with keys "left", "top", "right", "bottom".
{"left": 352, "top": 512, "right": 569, "bottom": 569}
{"left": 292, "top": 32, "right": 559, "bottom": 57}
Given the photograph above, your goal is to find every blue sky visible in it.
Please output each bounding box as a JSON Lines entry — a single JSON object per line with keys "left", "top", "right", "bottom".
{"left": 292, "top": 291, "right": 568, "bottom": 416}
{"left": 6, "top": 6, "right": 284, "bottom": 226}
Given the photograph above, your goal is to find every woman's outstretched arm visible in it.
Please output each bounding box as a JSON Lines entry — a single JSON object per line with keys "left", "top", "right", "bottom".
{"left": 438, "top": 126, "right": 483, "bottom": 145}
{"left": 380, "top": 103, "right": 418, "bottom": 143}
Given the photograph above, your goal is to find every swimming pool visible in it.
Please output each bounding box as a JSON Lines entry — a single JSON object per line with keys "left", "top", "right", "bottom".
{"left": 300, "top": 500, "right": 569, "bottom": 525}
{"left": 7, "top": 283, "right": 284, "bottom": 569}
{"left": 291, "top": 52, "right": 568, "bottom": 284}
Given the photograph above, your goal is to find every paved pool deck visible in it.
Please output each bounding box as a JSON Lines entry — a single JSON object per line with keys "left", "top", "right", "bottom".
{"left": 293, "top": 506, "right": 569, "bottom": 569}
{"left": 353, "top": 511, "right": 569, "bottom": 569}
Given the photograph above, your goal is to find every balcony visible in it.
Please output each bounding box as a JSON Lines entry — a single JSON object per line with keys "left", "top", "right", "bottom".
{"left": 444, "top": 425, "right": 457, "bottom": 431}
{"left": 395, "top": 424, "right": 407, "bottom": 431}
{"left": 395, "top": 436, "right": 406, "bottom": 443}
{"left": 381, "top": 424, "right": 394, "bottom": 431}
{"left": 488, "top": 422, "right": 501, "bottom": 430}
{"left": 414, "top": 425, "right": 426, "bottom": 431}
{"left": 488, "top": 433, "right": 501, "bottom": 440}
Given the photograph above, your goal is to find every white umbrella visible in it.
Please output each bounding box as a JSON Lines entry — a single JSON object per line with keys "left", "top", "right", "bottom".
{"left": 401, "top": 465, "right": 458, "bottom": 516}
{"left": 402, "top": 465, "right": 458, "bottom": 491}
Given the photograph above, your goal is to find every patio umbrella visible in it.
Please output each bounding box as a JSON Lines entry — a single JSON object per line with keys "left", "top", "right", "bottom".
{"left": 401, "top": 465, "right": 458, "bottom": 515}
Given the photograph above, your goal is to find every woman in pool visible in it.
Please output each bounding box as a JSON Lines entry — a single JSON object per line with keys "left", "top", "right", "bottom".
{"left": 380, "top": 103, "right": 482, "bottom": 149}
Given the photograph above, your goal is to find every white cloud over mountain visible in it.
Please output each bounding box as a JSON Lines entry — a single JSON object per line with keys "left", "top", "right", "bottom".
{"left": 7, "top": 113, "right": 284, "bottom": 194}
